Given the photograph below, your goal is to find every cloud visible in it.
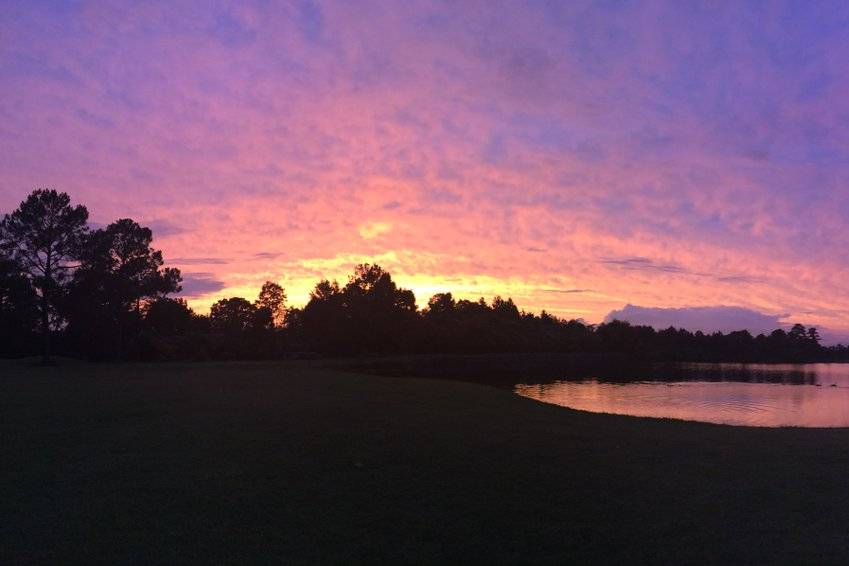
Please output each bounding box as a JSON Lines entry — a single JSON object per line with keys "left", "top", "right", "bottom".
{"left": 544, "top": 288, "right": 592, "bottom": 294}
{"left": 297, "top": 0, "right": 324, "bottom": 42}
{"left": 179, "top": 273, "right": 226, "bottom": 298}
{"left": 253, "top": 252, "right": 284, "bottom": 260}
{"left": 4, "top": 1, "right": 849, "bottom": 338}
{"left": 600, "top": 256, "right": 762, "bottom": 284}
{"left": 210, "top": 10, "right": 258, "bottom": 48}
{"left": 601, "top": 257, "right": 687, "bottom": 274}
{"left": 604, "top": 305, "right": 786, "bottom": 335}
{"left": 359, "top": 222, "right": 392, "bottom": 240}
{"left": 170, "top": 257, "right": 230, "bottom": 265}
{"left": 142, "top": 219, "right": 185, "bottom": 238}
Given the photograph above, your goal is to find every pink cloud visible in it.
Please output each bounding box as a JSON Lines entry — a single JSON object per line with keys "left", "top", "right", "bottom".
{"left": 3, "top": 1, "right": 849, "bottom": 336}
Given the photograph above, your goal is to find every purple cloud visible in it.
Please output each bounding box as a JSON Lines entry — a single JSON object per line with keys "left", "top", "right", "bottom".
{"left": 179, "top": 273, "right": 226, "bottom": 298}
{"left": 605, "top": 305, "right": 786, "bottom": 336}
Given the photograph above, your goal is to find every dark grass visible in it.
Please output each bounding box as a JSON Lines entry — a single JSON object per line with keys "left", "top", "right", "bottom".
{"left": 3, "top": 360, "right": 849, "bottom": 564}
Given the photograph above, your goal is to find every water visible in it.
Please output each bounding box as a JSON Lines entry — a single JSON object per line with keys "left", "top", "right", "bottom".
{"left": 514, "top": 363, "right": 849, "bottom": 427}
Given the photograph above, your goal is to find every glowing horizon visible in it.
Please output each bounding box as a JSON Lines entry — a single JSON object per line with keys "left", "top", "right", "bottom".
{"left": 4, "top": 2, "right": 849, "bottom": 341}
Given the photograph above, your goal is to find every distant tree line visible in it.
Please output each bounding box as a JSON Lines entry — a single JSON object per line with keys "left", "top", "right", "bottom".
{"left": 3, "top": 189, "right": 848, "bottom": 363}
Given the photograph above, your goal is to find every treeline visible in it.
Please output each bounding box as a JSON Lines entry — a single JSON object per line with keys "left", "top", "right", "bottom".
{"left": 2, "top": 189, "right": 847, "bottom": 363}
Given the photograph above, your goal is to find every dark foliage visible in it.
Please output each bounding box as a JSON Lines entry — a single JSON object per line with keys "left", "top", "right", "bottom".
{"left": 1, "top": 189, "right": 847, "bottom": 363}
{"left": 298, "top": 264, "right": 417, "bottom": 354}
{"left": 64, "top": 219, "right": 182, "bottom": 359}
{"left": 0, "top": 189, "right": 89, "bottom": 362}
{"left": 0, "top": 256, "right": 39, "bottom": 355}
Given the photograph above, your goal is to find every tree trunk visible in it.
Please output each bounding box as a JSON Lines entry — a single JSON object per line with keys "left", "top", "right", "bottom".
{"left": 41, "top": 258, "right": 52, "bottom": 365}
{"left": 41, "top": 286, "right": 51, "bottom": 365}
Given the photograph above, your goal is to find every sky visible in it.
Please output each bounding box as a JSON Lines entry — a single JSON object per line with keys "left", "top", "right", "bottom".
{"left": 3, "top": 1, "right": 849, "bottom": 341}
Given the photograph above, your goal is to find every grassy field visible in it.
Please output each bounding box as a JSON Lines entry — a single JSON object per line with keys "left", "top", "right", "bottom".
{"left": 4, "top": 360, "right": 849, "bottom": 564}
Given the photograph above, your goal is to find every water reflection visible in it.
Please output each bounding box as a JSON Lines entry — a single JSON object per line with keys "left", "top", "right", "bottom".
{"left": 514, "top": 363, "right": 849, "bottom": 427}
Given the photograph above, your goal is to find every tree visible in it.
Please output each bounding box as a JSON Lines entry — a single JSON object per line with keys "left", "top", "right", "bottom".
{"left": 210, "top": 297, "right": 257, "bottom": 333}
{"left": 300, "top": 279, "right": 345, "bottom": 351}
{"left": 144, "top": 297, "right": 196, "bottom": 337}
{"left": 310, "top": 279, "right": 341, "bottom": 301}
{"left": 789, "top": 323, "right": 808, "bottom": 342}
{"left": 492, "top": 296, "right": 520, "bottom": 320}
{"left": 66, "top": 218, "right": 181, "bottom": 358}
{"left": 256, "top": 281, "right": 287, "bottom": 327}
{"left": 344, "top": 263, "right": 416, "bottom": 315}
{"left": 0, "top": 189, "right": 88, "bottom": 362}
{"left": 342, "top": 264, "right": 416, "bottom": 352}
{"left": 299, "top": 264, "right": 417, "bottom": 353}
{"left": 808, "top": 327, "right": 821, "bottom": 344}
{"left": 0, "top": 255, "right": 39, "bottom": 355}
{"left": 424, "top": 292, "right": 455, "bottom": 317}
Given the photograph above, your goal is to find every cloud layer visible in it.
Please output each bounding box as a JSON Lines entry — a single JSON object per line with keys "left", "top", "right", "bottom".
{"left": 3, "top": 1, "right": 849, "bottom": 336}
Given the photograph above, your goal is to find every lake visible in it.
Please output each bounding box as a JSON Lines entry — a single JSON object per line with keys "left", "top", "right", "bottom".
{"left": 514, "top": 363, "right": 849, "bottom": 427}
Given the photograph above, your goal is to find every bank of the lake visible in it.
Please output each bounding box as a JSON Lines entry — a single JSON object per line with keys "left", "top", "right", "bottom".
{"left": 4, "top": 359, "right": 849, "bottom": 564}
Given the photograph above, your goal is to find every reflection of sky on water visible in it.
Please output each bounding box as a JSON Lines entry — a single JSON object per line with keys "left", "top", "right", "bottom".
{"left": 515, "top": 364, "right": 849, "bottom": 427}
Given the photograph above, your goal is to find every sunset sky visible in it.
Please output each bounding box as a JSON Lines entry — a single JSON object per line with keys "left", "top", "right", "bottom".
{"left": 3, "top": 2, "right": 849, "bottom": 341}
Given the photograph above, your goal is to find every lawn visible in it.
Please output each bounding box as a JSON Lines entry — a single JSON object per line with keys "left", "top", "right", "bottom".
{"left": 3, "top": 359, "right": 849, "bottom": 564}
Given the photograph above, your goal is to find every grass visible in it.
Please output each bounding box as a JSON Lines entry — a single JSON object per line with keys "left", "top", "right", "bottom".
{"left": 3, "top": 359, "right": 849, "bottom": 564}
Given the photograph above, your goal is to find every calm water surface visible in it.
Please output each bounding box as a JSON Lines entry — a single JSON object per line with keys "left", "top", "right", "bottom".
{"left": 514, "top": 363, "right": 849, "bottom": 427}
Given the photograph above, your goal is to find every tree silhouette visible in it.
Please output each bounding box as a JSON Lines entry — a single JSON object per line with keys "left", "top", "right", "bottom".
{"left": 300, "top": 264, "right": 417, "bottom": 353}
{"left": 2, "top": 190, "right": 847, "bottom": 364}
{"left": 0, "top": 255, "right": 39, "bottom": 355}
{"left": 424, "top": 292, "right": 456, "bottom": 316}
{"left": 492, "top": 296, "right": 520, "bottom": 320}
{"left": 0, "top": 189, "right": 88, "bottom": 362}
{"left": 210, "top": 297, "right": 258, "bottom": 333}
{"left": 144, "top": 297, "right": 197, "bottom": 337}
{"left": 789, "top": 323, "right": 808, "bottom": 342}
{"left": 256, "top": 281, "right": 287, "bottom": 327}
{"left": 311, "top": 279, "right": 342, "bottom": 301}
{"left": 66, "top": 218, "right": 181, "bottom": 358}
